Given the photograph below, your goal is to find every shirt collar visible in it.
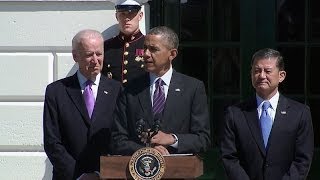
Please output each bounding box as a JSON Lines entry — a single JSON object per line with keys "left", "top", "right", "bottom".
{"left": 149, "top": 66, "right": 173, "bottom": 86}
{"left": 119, "top": 30, "right": 143, "bottom": 42}
{"left": 77, "top": 71, "right": 101, "bottom": 88}
{"left": 256, "top": 91, "right": 280, "bottom": 110}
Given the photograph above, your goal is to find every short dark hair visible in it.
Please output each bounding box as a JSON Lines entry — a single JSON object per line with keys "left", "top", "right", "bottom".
{"left": 251, "top": 48, "right": 285, "bottom": 70}
{"left": 147, "top": 26, "right": 179, "bottom": 49}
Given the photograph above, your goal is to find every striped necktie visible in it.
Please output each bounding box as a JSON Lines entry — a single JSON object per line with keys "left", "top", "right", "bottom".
{"left": 152, "top": 78, "right": 165, "bottom": 115}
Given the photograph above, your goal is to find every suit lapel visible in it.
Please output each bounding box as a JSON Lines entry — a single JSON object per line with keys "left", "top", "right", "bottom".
{"left": 161, "top": 71, "right": 183, "bottom": 129}
{"left": 91, "top": 76, "right": 113, "bottom": 122}
{"left": 244, "top": 97, "right": 266, "bottom": 156}
{"left": 266, "top": 95, "right": 288, "bottom": 149}
{"left": 65, "top": 73, "right": 91, "bottom": 125}
{"left": 136, "top": 71, "right": 184, "bottom": 127}
{"left": 137, "top": 75, "right": 153, "bottom": 126}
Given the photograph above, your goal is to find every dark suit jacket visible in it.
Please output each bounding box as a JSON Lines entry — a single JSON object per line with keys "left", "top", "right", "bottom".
{"left": 111, "top": 70, "right": 211, "bottom": 155}
{"left": 43, "top": 73, "right": 122, "bottom": 180}
{"left": 218, "top": 95, "right": 314, "bottom": 180}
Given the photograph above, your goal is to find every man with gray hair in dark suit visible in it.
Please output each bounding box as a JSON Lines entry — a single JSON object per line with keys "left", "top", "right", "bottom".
{"left": 44, "top": 29, "right": 122, "bottom": 180}
{"left": 218, "top": 48, "right": 314, "bottom": 180}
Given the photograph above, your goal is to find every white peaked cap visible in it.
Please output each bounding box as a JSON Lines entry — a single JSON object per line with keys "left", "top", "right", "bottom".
{"left": 116, "top": 0, "right": 140, "bottom": 6}
{"left": 110, "top": 0, "right": 150, "bottom": 6}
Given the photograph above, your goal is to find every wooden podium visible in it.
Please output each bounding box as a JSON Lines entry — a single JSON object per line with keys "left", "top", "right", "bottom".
{"left": 100, "top": 155, "right": 203, "bottom": 179}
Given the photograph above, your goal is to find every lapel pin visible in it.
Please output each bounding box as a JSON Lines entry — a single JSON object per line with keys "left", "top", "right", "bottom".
{"left": 280, "top": 111, "right": 286, "bottom": 114}
{"left": 175, "top": 88, "right": 181, "bottom": 92}
{"left": 104, "top": 91, "right": 108, "bottom": 95}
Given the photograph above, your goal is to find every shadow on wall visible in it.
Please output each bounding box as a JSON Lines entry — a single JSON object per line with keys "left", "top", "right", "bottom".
{"left": 66, "top": 63, "right": 79, "bottom": 78}
{"left": 43, "top": 158, "right": 53, "bottom": 180}
{"left": 102, "top": 24, "right": 119, "bottom": 41}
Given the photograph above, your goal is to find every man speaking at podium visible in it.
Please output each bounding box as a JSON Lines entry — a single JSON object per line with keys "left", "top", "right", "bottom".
{"left": 111, "top": 26, "right": 211, "bottom": 155}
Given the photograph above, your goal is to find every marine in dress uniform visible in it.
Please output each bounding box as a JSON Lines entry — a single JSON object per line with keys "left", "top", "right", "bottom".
{"left": 102, "top": 0, "right": 147, "bottom": 87}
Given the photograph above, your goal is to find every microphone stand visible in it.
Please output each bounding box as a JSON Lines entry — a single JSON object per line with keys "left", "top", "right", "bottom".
{"left": 136, "top": 114, "right": 161, "bottom": 148}
{"left": 146, "top": 131, "right": 151, "bottom": 147}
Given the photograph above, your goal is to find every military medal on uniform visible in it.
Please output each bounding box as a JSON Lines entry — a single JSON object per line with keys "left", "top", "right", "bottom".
{"left": 135, "top": 49, "right": 144, "bottom": 62}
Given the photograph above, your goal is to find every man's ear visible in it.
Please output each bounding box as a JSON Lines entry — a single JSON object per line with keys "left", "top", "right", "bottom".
{"left": 72, "top": 50, "right": 78, "bottom": 63}
{"left": 169, "top": 49, "right": 178, "bottom": 61}
{"left": 138, "top": 11, "right": 143, "bottom": 21}
{"left": 279, "top": 70, "right": 286, "bottom": 83}
{"left": 115, "top": 12, "right": 119, "bottom": 21}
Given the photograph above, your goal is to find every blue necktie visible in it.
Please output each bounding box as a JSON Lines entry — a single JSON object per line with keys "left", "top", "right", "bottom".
{"left": 152, "top": 78, "right": 165, "bottom": 115}
{"left": 260, "top": 101, "right": 272, "bottom": 147}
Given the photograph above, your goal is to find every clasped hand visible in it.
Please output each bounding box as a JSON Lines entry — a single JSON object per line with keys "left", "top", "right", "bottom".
{"left": 139, "top": 130, "right": 176, "bottom": 155}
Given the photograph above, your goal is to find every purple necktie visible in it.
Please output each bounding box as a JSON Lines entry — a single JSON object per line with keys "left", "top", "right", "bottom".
{"left": 83, "top": 80, "right": 95, "bottom": 118}
{"left": 152, "top": 78, "right": 165, "bottom": 115}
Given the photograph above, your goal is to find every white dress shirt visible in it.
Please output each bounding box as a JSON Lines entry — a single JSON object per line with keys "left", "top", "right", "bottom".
{"left": 148, "top": 66, "right": 178, "bottom": 148}
{"left": 256, "top": 91, "right": 280, "bottom": 123}
{"left": 77, "top": 71, "right": 100, "bottom": 100}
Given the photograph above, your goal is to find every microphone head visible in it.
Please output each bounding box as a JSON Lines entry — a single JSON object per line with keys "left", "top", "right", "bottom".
{"left": 152, "top": 113, "right": 162, "bottom": 133}
{"left": 136, "top": 118, "right": 145, "bottom": 135}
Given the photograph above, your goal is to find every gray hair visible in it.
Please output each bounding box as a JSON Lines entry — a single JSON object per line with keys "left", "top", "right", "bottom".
{"left": 147, "top": 26, "right": 179, "bottom": 49}
{"left": 72, "top": 29, "right": 103, "bottom": 50}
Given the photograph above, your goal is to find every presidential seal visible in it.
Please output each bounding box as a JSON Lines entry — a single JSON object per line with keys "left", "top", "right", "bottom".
{"left": 129, "top": 147, "right": 165, "bottom": 180}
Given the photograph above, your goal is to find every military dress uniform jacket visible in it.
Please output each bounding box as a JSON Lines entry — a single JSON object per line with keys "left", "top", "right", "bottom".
{"left": 102, "top": 31, "right": 147, "bottom": 87}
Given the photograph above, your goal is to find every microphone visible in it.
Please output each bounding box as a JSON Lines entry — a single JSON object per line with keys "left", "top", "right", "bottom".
{"left": 136, "top": 118, "right": 145, "bottom": 135}
{"left": 151, "top": 113, "right": 162, "bottom": 137}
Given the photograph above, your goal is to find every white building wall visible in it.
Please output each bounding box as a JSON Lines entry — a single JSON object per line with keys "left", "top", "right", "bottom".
{"left": 0, "top": 1, "right": 149, "bottom": 179}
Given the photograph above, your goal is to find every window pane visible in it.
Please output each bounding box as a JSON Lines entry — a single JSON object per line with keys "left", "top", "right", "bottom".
{"left": 212, "top": 98, "right": 240, "bottom": 145}
{"left": 181, "top": 0, "right": 240, "bottom": 41}
{"left": 310, "top": 47, "right": 320, "bottom": 94}
{"left": 180, "top": 47, "right": 209, "bottom": 89}
{"left": 278, "top": 47, "right": 305, "bottom": 94}
{"left": 277, "top": 0, "right": 305, "bottom": 41}
{"left": 212, "top": 48, "right": 240, "bottom": 94}
{"left": 311, "top": 0, "right": 320, "bottom": 41}
{"left": 212, "top": 0, "right": 240, "bottom": 41}
{"left": 181, "top": 0, "right": 210, "bottom": 41}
